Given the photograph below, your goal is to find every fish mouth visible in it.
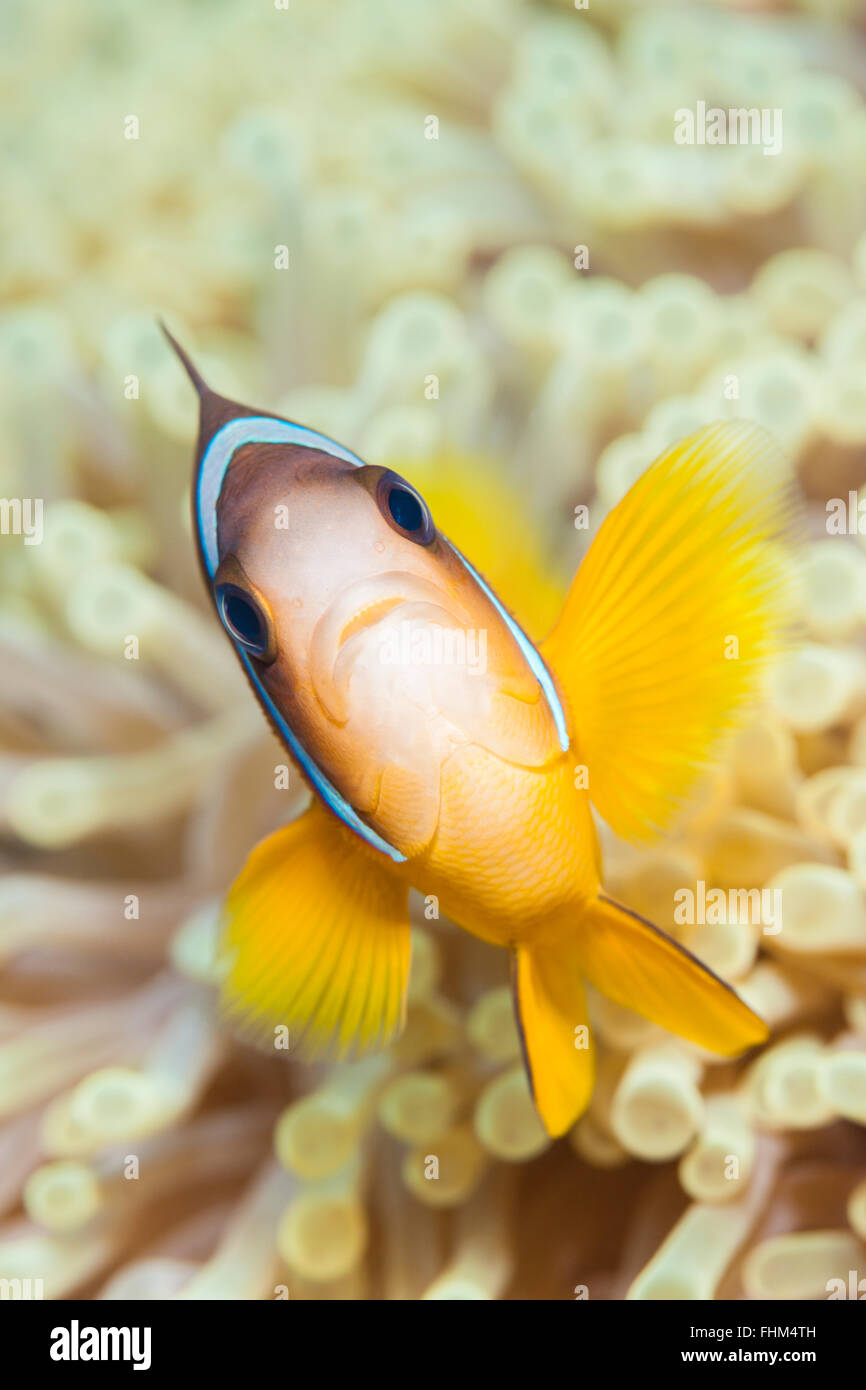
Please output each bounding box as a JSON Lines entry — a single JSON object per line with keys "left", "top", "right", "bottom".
{"left": 310, "top": 571, "right": 472, "bottom": 723}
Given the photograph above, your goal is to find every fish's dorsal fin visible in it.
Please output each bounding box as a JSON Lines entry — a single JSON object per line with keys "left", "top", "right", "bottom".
{"left": 160, "top": 320, "right": 285, "bottom": 462}
{"left": 159, "top": 319, "right": 210, "bottom": 397}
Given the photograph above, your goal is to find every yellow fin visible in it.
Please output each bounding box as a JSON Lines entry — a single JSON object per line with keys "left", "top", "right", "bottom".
{"left": 219, "top": 802, "right": 410, "bottom": 1057}
{"left": 372, "top": 762, "right": 440, "bottom": 858}
{"left": 543, "top": 421, "right": 799, "bottom": 841}
{"left": 511, "top": 943, "right": 596, "bottom": 1137}
{"left": 579, "top": 894, "right": 768, "bottom": 1056}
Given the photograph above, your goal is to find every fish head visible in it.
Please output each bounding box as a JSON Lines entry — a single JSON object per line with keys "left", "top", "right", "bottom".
{"left": 211, "top": 442, "right": 479, "bottom": 725}
{"left": 165, "top": 324, "right": 568, "bottom": 857}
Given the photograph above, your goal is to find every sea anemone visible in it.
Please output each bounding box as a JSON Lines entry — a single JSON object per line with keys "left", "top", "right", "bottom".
{"left": 0, "top": 0, "right": 864, "bottom": 1301}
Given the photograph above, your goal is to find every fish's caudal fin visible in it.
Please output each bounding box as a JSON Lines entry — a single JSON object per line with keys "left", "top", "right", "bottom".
{"left": 219, "top": 802, "right": 410, "bottom": 1057}
{"left": 511, "top": 941, "right": 596, "bottom": 1137}
{"left": 543, "top": 421, "right": 800, "bottom": 842}
{"left": 512, "top": 894, "right": 767, "bottom": 1136}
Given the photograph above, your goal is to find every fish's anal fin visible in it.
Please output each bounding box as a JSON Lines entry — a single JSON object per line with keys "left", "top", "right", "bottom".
{"left": 511, "top": 943, "right": 596, "bottom": 1137}
{"left": 219, "top": 800, "right": 410, "bottom": 1057}
{"left": 580, "top": 894, "right": 769, "bottom": 1056}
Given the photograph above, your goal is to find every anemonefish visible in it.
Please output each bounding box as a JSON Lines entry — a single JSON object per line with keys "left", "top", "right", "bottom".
{"left": 165, "top": 324, "right": 797, "bottom": 1137}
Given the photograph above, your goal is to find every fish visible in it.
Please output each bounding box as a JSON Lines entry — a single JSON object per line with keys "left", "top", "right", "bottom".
{"left": 164, "top": 324, "right": 797, "bottom": 1137}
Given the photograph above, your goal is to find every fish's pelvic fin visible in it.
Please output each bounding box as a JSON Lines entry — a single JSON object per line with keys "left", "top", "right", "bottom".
{"left": 580, "top": 894, "right": 769, "bottom": 1056}
{"left": 542, "top": 420, "right": 800, "bottom": 842}
{"left": 218, "top": 801, "right": 410, "bottom": 1057}
{"left": 510, "top": 940, "right": 596, "bottom": 1137}
{"left": 512, "top": 890, "right": 768, "bottom": 1135}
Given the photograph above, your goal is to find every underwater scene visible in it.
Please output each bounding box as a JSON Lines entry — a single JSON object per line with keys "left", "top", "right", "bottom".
{"left": 1, "top": 0, "right": 865, "bottom": 1311}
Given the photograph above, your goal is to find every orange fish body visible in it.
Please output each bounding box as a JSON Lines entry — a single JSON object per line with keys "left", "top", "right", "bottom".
{"left": 167, "top": 326, "right": 796, "bottom": 1135}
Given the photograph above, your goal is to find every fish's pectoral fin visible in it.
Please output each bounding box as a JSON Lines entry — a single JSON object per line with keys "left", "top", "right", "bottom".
{"left": 219, "top": 800, "right": 410, "bottom": 1057}
{"left": 580, "top": 894, "right": 768, "bottom": 1056}
{"left": 468, "top": 686, "right": 562, "bottom": 768}
{"left": 370, "top": 761, "right": 441, "bottom": 858}
{"left": 511, "top": 943, "right": 596, "bottom": 1137}
{"left": 542, "top": 420, "right": 800, "bottom": 842}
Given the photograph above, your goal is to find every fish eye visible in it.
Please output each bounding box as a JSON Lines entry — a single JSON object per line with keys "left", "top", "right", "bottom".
{"left": 376, "top": 471, "right": 435, "bottom": 545}
{"left": 215, "top": 583, "right": 274, "bottom": 662}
